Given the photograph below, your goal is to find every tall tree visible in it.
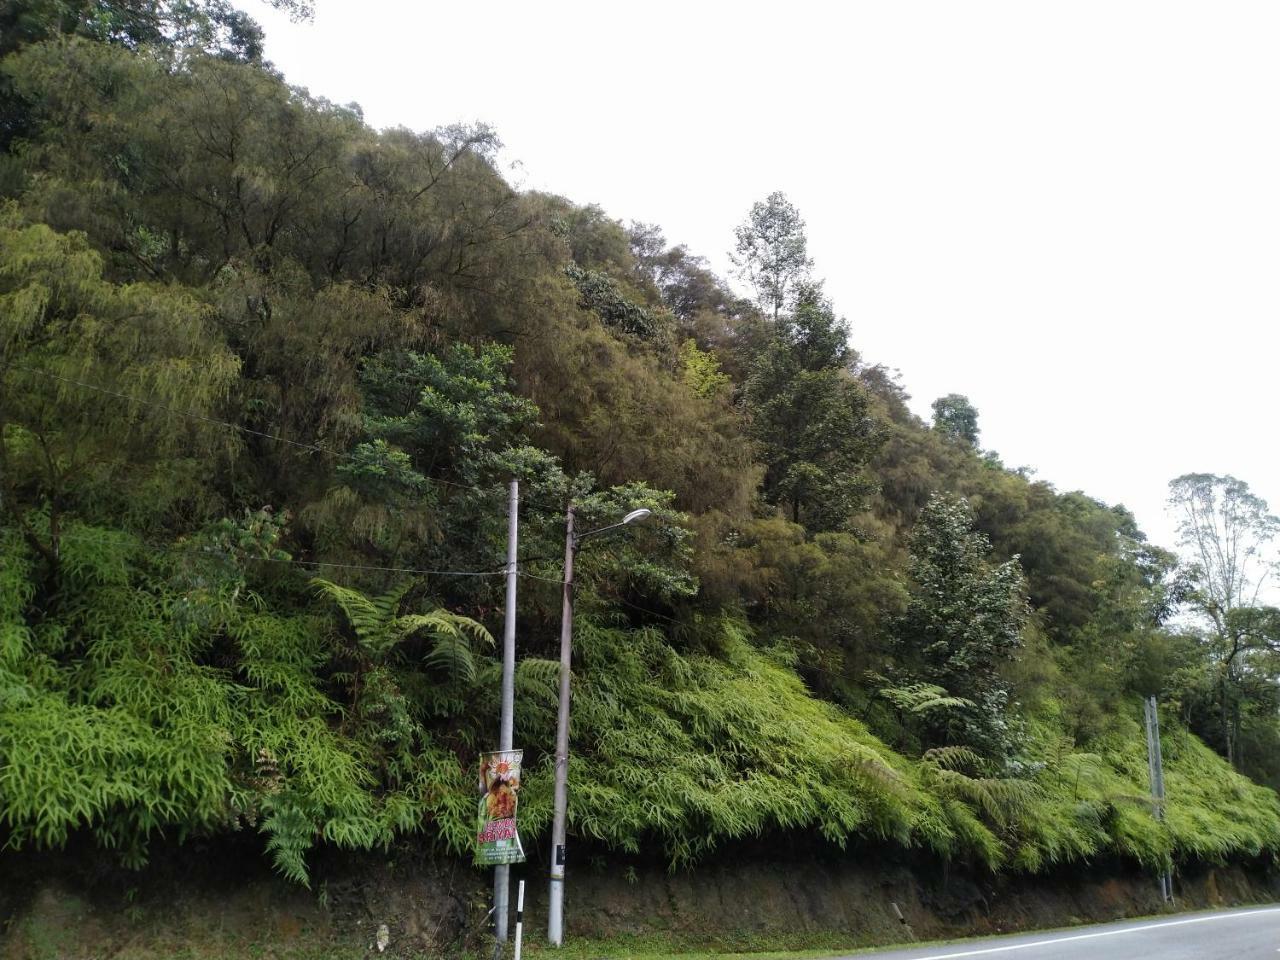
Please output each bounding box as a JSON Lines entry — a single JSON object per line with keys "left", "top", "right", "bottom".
{"left": 893, "top": 494, "right": 1029, "bottom": 757}
{"left": 0, "top": 209, "right": 238, "bottom": 561}
{"left": 1169, "top": 474, "right": 1278, "bottom": 621}
{"left": 0, "top": 0, "right": 312, "bottom": 67}
{"left": 731, "top": 191, "right": 813, "bottom": 320}
{"left": 743, "top": 285, "right": 880, "bottom": 531}
{"left": 1168, "top": 473, "right": 1280, "bottom": 766}
{"left": 931, "top": 393, "right": 980, "bottom": 446}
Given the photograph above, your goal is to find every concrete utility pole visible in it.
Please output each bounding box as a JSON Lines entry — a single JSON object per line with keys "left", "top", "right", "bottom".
{"left": 494, "top": 480, "right": 520, "bottom": 954}
{"left": 546, "top": 503, "right": 575, "bottom": 947}
{"left": 1144, "top": 695, "right": 1173, "bottom": 903}
{"left": 546, "top": 505, "right": 651, "bottom": 946}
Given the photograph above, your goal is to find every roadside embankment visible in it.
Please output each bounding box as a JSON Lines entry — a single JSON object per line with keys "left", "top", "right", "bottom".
{"left": 2, "top": 843, "right": 1276, "bottom": 958}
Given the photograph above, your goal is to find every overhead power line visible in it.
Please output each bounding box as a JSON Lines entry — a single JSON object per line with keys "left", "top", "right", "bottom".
{"left": 8, "top": 363, "right": 569, "bottom": 515}
{"left": 49, "top": 529, "right": 508, "bottom": 580}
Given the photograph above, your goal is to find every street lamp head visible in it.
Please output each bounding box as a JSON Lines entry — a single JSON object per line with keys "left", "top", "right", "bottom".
{"left": 574, "top": 507, "right": 653, "bottom": 547}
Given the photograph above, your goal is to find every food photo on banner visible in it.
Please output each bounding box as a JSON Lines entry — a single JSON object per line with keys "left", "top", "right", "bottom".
{"left": 475, "top": 749, "right": 525, "bottom": 865}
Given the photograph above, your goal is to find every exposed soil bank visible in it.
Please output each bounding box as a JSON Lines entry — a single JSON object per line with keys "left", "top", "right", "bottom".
{"left": 542, "top": 853, "right": 1280, "bottom": 950}
{"left": 2, "top": 842, "right": 1277, "bottom": 958}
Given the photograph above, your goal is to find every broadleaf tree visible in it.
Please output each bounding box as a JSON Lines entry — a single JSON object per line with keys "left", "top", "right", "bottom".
{"left": 932, "top": 393, "right": 980, "bottom": 447}
{"left": 1168, "top": 473, "right": 1280, "bottom": 769}
{"left": 731, "top": 191, "right": 813, "bottom": 320}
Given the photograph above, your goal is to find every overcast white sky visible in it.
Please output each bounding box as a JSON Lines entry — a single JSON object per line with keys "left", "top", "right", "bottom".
{"left": 247, "top": 0, "right": 1278, "bottom": 557}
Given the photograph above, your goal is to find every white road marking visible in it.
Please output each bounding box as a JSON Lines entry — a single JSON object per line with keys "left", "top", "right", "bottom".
{"left": 895, "top": 907, "right": 1280, "bottom": 959}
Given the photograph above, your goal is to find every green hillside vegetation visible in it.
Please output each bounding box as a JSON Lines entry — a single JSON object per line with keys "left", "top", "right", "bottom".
{"left": 2, "top": 0, "right": 1279, "bottom": 889}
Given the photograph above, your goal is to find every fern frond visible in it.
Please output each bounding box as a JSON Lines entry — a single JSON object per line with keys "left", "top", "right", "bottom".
{"left": 424, "top": 634, "right": 477, "bottom": 684}
{"left": 370, "top": 581, "right": 412, "bottom": 625}
{"left": 310, "top": 578, "right": 385, "bottom": 645}
{"left": 924, "top": 745, "right": 985, "bottom": 773}
{"left": 395, "top": 610, "right": 493, "bottom": 648}
{"left": 260, "top": 799, "right": 315, "bottom": 888}
{"left": 514, "top": 657, "right": 561, "bottom": 705}
{"left": 914, "top": 694, "right": 975, "bottom": 714}
{"left": 877, "top": 681, "right": 974, "bottom": 715}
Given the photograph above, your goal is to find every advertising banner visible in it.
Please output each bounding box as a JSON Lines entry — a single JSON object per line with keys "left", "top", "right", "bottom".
{"left": 475, "top": 749, "right": 525, "bottom": 865}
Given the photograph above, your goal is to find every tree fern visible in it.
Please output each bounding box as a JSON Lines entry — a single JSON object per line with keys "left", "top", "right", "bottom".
{"left": 878, "top": 682, "right": 975, "bottom": 716}
{"left": 921, "top": 746, "right": 1039, "bottom": 828}
{"left": 923, "top": 745, "right": 986, "bottom": 773}
{"left": 311, "top": 578, "right": 492, "bottom": 667}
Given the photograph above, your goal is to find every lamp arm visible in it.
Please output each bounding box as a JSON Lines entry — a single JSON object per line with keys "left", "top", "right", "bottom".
{"left": 574, "top": 520, "right": 628, "bottom": 546}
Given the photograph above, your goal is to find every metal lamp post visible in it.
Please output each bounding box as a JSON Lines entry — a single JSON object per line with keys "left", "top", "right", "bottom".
{"left": 493, "top": 480, "right": 520, "bottom": 956}
{"left": 547, "top": 505, "right": 651, "bottom": 947}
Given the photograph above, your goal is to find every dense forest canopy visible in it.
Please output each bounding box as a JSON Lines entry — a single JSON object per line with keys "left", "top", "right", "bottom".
{"left": 2, "top": 0, "right": 1278, "bottom": 886}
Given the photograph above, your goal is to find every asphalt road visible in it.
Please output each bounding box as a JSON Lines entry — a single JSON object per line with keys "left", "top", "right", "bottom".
{"left": 836, "top": 905, "right": 1280, "bottom": 960}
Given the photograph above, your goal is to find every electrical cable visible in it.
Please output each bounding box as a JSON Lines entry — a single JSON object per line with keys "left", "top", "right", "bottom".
{"left": 514, "top": 570, "right": 684, "bottom": 625}
{"left": 7, "top": 363, "right": 573, "bottom": 516}
{"left": 48, "top": 529, "right": 508, "bottom": 579}
{"left": 513, "top": 570, "right": 862, "bottom": 685}
{"left": 514, "top": 571, "right": 566, "bottom": 586}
